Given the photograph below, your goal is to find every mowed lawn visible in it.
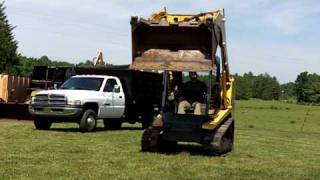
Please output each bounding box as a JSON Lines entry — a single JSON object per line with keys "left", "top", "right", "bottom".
{"left": 1, "top": 100, "right": 320, "bottom": 179}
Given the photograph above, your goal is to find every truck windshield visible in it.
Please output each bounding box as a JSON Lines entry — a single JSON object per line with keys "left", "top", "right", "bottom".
{"left": 60, "top": 77, "right": 104, "bottom": 91}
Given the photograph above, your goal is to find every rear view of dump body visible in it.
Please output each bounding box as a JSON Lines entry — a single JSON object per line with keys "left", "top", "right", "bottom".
{"left": 131, "top": 8, "right": 235, "bottom": 155}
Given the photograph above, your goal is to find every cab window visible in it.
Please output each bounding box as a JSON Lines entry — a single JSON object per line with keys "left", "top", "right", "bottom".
{"left": 104, "top": 79, "right": 118, "bottom": 92}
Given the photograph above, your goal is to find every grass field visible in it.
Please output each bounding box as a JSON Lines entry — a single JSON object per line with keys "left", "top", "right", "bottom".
{"left": 1, "top": 100, "right": 320, "bottom": 179}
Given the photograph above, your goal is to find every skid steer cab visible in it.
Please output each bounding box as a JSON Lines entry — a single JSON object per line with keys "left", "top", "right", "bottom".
{"left": 130, "top": 8, "right": 235, "bottom": 155}
{"left": 140, "top": 61, "right": 234, "bottom": 155}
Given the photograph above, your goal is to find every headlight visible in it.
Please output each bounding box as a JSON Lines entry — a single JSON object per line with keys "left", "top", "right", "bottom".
{"left": 31, "top": 97, "right": 35, "bottom": 104}
{"left": 68, "top": 100, "right": 81, "bottom": 106}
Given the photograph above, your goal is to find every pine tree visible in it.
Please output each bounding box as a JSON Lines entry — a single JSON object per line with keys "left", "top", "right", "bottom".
{"left": 0, "top": 2, "right": 19, "bottom": 74}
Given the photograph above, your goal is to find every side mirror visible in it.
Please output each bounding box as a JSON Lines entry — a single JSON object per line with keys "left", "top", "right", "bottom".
{"left": 113, "top": 85, "right": 120, "bottom": 93}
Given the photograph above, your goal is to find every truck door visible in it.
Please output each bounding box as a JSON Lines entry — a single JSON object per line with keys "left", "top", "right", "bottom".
{"left": 101, "top": 79, "right": 115, "bottom": 118}
{"left": 112, "top": 78, "right": 125, "bottom": 117}
{"left": 101, "top": 78, "right": 125, "bottom": 118}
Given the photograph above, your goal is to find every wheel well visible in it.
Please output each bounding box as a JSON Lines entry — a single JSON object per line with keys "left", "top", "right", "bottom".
{"left": 83, "top": 103, "right": 99, "bottom": 115}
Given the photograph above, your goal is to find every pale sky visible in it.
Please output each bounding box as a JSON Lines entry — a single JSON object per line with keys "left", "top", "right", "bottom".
{"left": 3, "top": 0, "right": 320, "bottom": 83}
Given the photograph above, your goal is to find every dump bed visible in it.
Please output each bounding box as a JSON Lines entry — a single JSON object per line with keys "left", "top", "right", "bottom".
{"left": 74, "top": 67, "right": 163, "bottom": 124}
{"left": 74, "top": 67, "right": 163, "bottom": 106}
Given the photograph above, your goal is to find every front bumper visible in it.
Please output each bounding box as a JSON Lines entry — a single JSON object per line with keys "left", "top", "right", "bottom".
{"left": 29, "top": 105, "right": 83, "bottom": 118}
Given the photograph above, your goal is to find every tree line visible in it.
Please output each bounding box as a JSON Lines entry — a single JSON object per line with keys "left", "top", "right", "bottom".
{"left": 17, "top": 55, "right": 95, "bottom": 77}
{"left": 233, "top": 73, "right": 280, "bottom": 100}
{"left": 234, "top": 72, "right": 320, "bottom": 104}
{"left": 295, "top": 72, "right": 320, "bottom": 103}
{"left": 3, "top": 54, "right": 94, "bottom": 78}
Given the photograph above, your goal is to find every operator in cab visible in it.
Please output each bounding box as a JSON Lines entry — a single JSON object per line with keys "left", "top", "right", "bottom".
{"left": 177, "top": 72, "right": 207, "bottom": 115}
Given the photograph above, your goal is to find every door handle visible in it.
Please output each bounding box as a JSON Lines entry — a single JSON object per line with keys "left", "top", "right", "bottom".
{"left": 104, "top": 103, "right": 110, "bottom": 106}
{"left": 119, "top": 96, "right": 122, "bottom": 98}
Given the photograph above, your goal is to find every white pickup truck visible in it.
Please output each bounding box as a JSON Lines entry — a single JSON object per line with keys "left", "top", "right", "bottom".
{"left": 29, "top": 75, "right": 131, "bottom": 132}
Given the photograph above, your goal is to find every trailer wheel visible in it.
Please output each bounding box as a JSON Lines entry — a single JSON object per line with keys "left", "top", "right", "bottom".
{"left": 34, "top": 118, "right": 52, "bottom": 130}
{"left": 79, "top": 109, "right": 97, "bottom": 132}
{"left": 103, "top": 118, "right": 122, "bottom": 130}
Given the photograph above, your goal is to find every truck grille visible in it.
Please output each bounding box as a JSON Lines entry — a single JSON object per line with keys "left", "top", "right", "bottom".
{"left": 34, "top": 94, "right": 67, "bottom": 106}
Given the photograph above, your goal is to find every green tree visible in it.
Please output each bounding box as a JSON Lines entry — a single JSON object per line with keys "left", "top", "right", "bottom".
{"left": 77, "top": 60, "right": 94, "bottom": 67}
{"left": 295, "top": 72, "right": 309, "bottom": 102}
{"left": 231, "top": 72, "right": 281, "bottom": 100}
{"left": 0, "top": 2, "right": 19, "bottom": 74}
{"left": 295, "top": 72, "right": 320, "bottom": 103}
{"left": 17, "top": 54, "right": 37, "bottom": 77}
{"left": 280, "top": 82, "right": 296, "bottom": 100}
{"left": 234, "top": 73, "right": 251, "bottom": 100}
{"left": 17, "top": 55, "right": 74, "bottom": 77}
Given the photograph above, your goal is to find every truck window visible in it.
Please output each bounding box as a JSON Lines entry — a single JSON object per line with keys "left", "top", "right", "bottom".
{"left": 60, "top": 77, "right": 104, "bottom": 91}
{"left": 104, "top": 79, "right": 118, "bottom": 92}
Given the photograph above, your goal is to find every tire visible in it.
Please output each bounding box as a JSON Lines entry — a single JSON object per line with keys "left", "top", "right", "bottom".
{"left": 103, "top": 118, "right": 122, "bottom": 130}
{"left": 79, "top": 109, "right": 97, "bottom": 132}
{"left": 141, "top": 128, "right": 161, "bottom": 152}
{"left": 34, "top": 118, "right": 52, "bottom": 130}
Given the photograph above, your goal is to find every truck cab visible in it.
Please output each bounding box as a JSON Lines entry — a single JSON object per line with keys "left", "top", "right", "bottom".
{"left": 29, "top": 75, "right": 126, "bottom": 132}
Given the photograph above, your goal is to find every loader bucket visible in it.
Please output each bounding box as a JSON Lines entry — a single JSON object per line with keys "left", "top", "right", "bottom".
{"left": 131, "top": 20, "right": 215, "bottom": 61}
{"left": 130, "top": 13, "right": 225, "bottom": 72}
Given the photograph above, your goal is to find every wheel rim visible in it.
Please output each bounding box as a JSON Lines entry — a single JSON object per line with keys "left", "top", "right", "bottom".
{"left": 87, "top": 115, "right": 96, "bottom": 130}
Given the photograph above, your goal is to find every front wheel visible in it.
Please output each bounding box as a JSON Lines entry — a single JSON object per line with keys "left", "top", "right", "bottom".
{"left": 79, "top": 109, "right": 97, "bottom": 132}
{"left": 34, "top": 118, "right": 52, "bottom": 130}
